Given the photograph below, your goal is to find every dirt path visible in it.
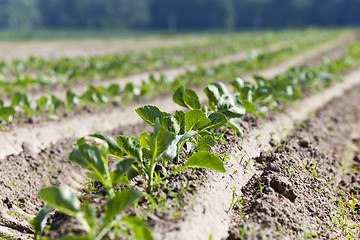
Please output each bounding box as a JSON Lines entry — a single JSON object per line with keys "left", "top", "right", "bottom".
{"left": 0, "top": 34, "right": 357, "bottom": 239}
{"left": 0, "top": 36, "right": 209, "bottom": 61}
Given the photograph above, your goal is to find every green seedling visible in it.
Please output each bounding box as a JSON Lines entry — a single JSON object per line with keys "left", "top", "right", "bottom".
{"left": 31, "top": 186, "right": 152, "bottom": 240}
{"left": 69, "top": 136, "right": 134, "bottom": 198}
{"left": 93, "top": 116, "right": 226, "bottom": 194}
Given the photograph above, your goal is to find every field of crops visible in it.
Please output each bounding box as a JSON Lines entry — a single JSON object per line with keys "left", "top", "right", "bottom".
{"left": 0, "top": 29, "right": 359, "bottom": 240}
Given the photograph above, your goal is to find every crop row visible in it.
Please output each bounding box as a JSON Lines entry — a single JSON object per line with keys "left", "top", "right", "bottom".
{"left": 29, "top": 37, "right": 360, "bottom": 239}
{"left": 0, "top": 35, "right": 341, "bottom": 125}
{"left": 0, "top": 30, "right": 337, "bottom": 94}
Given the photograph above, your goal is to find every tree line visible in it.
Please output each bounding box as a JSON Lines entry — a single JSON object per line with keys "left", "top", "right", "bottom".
{"left": 0, "top": 0, "right": 358, "bottom": 30}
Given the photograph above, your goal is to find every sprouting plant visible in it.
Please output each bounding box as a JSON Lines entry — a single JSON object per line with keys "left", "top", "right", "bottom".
{"left": 93, "top": 117, "right": 226, "bottom": 194}
{"left": 31, "top": 186, "right": 152, "bottom": 240}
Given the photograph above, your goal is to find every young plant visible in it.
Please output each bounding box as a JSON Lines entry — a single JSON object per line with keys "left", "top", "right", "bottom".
{"left": 31, "top": 186, "right": 152, "bottom": 240}
{"left": 94, "top": 115, "right": 226, "bottom": 193}
{"left": 68, "top": 136, "right": 133, "bottom": 198}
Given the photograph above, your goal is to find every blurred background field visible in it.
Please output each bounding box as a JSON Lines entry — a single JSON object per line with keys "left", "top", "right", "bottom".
{"left": 0, "top": 0, "right": 358, "bottom": 41}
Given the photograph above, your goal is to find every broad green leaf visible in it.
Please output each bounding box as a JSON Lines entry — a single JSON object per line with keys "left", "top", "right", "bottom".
{"left": 66, "top": 89, "right": 80, "bottom": 107}
{"left": 122, "top": 216, "right": 154, "bottom": 240}
{"left": 204, "top": 84, "right": 221, "bottom": 111}
{"left": 107, "top": 84, "right": 121, "bottom": 98}
{"left": 117, "top": 136, "right": 142, "bottom": 161}
{"left": 177, "top": 130, "right": 198, "bottom": 145}
{"left": 105, "top": 189, "right": 141, "bottom": 222}
{"left": 196, "top": 136, "right": 216, "bottom": 151}
{"left": 242, "top": 99, "right": 257, "bottom": 113}
{"left": 38, "top": 186, "right": 81, "bottom": 217}
{"left": 111, "top": 158, "right": 135, "bottom": 184}
{"left": 85, "top": 171, "right": 101, "bottom": 181}
{"left": 174, "top": 110, "right": 185, "bottom": 135}
{"left": 173, "top": 85, "right": 201, "bottom": 109}
{"left": 253, "top": 75, "right": 268, "bottom": 86}
{"left": 201, "top": 113, "right": 227, "bottom": 130}
{"left": 216, "top": 95, "right": 246, "bottom": 118}
{"left": 253, "top": 86, "right": 272, "bottom": 102}
{"left": 140, "top": 132, "right": 150, "bottom": 148}
{"left": 30, "top": 205, "right": 52, "bottom": 237}
{"left": 69, "top": 143, "right": 107, "bottom": 176}
{"left": 92, "top": 134, "right": 123, "bottom": 158}
{"left": 161, "top": 116, "right": 180, "bottom": 134}
{"left": 150, "top": 119, "right": 176, "bottom": 159}
{"left": 0, "top": 106, "right": 15, "bottom": 122}
{"left": 36, "top": 96, "right": 49, "bottom": 112}
{"left": 185, "top": 109, "right": 211, "bottom": 131}
{"left": 183, "top": 152, "right": 226, "bottom": 173}
{"left": 209, "top": 82, "right": 229, "bottom": 96}
{"left": 135, "top": 105, "right": 164, "bottom": 126}
{"left": 230, "top": 78, "right": 245, "bottom": 92}
{"left": 10, "top": 92, "right": 22, "bottom": 107}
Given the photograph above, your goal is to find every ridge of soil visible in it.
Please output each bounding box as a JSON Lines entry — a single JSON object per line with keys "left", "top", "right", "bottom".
{"left": 0, "top": 36, "right": 209, "bottom": 62}
{"left": 0, "top": 34, "right": 358, "bottom": 239}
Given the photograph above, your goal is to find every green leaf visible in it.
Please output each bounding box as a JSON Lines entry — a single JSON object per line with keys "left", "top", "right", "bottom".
{"left": 150, "top": 119, "right": 176, "bottom": 159}
{"left": 140, "top": 132, "right": 150, "bottom": 148}
{"left": 0, "top": 106, "right": 15, "bottom": 122}
{"left": 38, "top": 186, "right": 81, "bottom": 217}
{"left": 111, "top": 158, "right": 135, "bottom": 184}
{"left": 36, "top": 96, "right": 50, "bottom": 113}
{"left": 30, "top": 205, "right": 52, "bottom": 238}
{"left": 242, "top": 99, "right": 257, "bottom": 113}
{"left": 173, "top": 85, "right": 201, "bottom": 110}
{"left": 122, "top": 217, "right": 154, "bottom": 240}
{"left": 201, "top": 113, "right": 227, "bottom": 130}
{"left": 117, "top": 136, "right": 143, "bottom": 161}
{"left": 92, "top": 134, "right": 123, "bottom": 158}
{"left": 85, "top": 171, "right": 101, "bottom": 181}
{"left": 228, "top": 118, "right": 244, "bottom": 136}
{"left": 135, "top": 105, "right": 164, "bottom": 126}
{"left": 174, "top": 110, "right": 186, "bottom": 135}
{"left": 82, "top": 205, "right": 96, "bottom": 230}
{"left": 185, "top": 109, "right": 211, "bottom": 131}
{"left": 183, "top": 152, "right": 226, "bottom": 173}
{"left": 204, "top": 84, "right": 221, "bottom": 111}
{"left": 161, "top": 116, "right": 180, "bottom": 134}
{"left": 216, "top": 94, "right": 246, "bottom": 118}
{"left": 196, "top": 136, "right": 216, "bottom": 152}
{"left": 69, "top": 142, "right": 107, "bottom": 177}
{"left": 10, "top": 92, "right": 22, "bottom": 107}
{"left": 105, "top": 189, "right": 141, "bottom": 222}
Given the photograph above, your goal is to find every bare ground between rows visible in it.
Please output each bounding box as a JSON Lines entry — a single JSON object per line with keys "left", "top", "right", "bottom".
{"left": 0, "top": 36, "right": 209, "bottom": 62}
{"left": 0, "top": 35, "right": 357, "bottom": 239}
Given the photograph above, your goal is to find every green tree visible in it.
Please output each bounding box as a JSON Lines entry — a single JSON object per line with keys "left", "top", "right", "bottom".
{"left": 0, "top": 0, "right": 40, "bottom": 29}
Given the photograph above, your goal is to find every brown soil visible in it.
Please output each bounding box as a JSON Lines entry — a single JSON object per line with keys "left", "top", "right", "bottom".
{"left": 0, "top": 36, "right": 208, "bottom": 61}
{"left": 0, "top": 33, "right": 359, "bottom": 239}
{"left": 226, "top": 83, "right": 360, "bottom": 240}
